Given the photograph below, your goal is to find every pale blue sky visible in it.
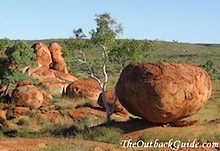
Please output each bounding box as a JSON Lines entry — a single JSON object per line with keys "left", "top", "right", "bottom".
{"left": 0, "top": 0, "right": 219, "bottom": 43}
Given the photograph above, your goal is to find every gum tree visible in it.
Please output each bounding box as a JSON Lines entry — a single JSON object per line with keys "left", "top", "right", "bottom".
{"left": 74, "top": 13, "right": 123, "bottom": 122}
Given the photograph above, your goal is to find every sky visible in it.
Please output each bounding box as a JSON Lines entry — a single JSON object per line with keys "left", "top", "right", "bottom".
{"left": 0, "top": 0, "right": 220, "bottom": 43}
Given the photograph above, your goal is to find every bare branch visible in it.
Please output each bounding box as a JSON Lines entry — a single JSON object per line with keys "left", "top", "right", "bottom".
{"left": 76, "top": 49, "right": 103, "bottom": 88}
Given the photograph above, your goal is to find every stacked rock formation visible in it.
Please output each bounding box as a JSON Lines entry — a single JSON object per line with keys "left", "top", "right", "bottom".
{"left": 49, "top": 42, "right": 68, "bottom": 74}
{"left": 32, "top": 42, "right": 52, "bottom": 68}
{"left": 30, "top": 42, "right": 77, "bottom": 96}
{"left": 115, "top": 62, "right": 212, "bottom": 123}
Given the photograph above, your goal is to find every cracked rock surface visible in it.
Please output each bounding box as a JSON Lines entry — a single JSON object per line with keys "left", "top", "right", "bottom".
{"left": 115, "top": 62, "right": 212, "bottom": 123}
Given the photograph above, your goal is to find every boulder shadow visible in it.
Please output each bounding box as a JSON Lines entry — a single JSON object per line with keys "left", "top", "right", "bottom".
{"left": 91, "top": 118, "right": 163, "bottom": 134}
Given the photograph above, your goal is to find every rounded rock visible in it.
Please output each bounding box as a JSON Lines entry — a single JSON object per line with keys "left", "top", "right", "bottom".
{"left": 115, "top": 62, "right": 212, "bottom": 123}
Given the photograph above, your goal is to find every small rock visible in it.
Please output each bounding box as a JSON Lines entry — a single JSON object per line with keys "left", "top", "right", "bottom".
{"left": 66, "top": 78, "right": 101, "bottom": 101}
{"left": 11, "top": 85, "right": 44, "bottom": 109}
{"left": 13, "top": 107, "right": 30, "bottom": 117}
{"left": 0, "top": 110, "right": 7, "bottom": 120}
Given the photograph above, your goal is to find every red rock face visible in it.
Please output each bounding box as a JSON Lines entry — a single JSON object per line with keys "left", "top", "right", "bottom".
{"left": 115, "top": 62, "right": 212, "bottom": 123}
{"left": 48, "top": 42, "right": 68, "bottom": 74}
{"left": 66, "top": 78, "right": 101, "bottom": 101}
{"left": 32, "top": 42, "right": 52, "bottom": 68}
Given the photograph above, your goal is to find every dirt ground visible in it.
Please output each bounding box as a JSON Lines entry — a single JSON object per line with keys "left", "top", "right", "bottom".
{"left": 0, "top": 136, "right": 219, "bottom": 151}
{"left": 0, "top": 138, "right": 126, "bottom": 151}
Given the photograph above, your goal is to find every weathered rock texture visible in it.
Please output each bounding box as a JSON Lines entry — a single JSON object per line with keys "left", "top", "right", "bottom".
{"left": 115, "top": 62, "right": 212, "bottom": 123}
{"left": 66, "top": 78, "right": 101, "bottom": 101}
{"left": 49, "top": 42, "right": 68, "bottom": 74}
{"left": 11, "top": 85, "right": 52, "bottom": 109}
{"left": 32, "top": 42, "right": 52, "bottom": 68}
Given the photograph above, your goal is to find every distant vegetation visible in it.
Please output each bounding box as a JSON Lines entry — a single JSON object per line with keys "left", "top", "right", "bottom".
{"left": 0, "top": 38, "right": 219, "bottom": 85}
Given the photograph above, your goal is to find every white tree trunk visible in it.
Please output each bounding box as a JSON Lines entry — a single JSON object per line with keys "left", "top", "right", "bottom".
{"left": 76, "top": 46, "right": 115, "bottom": 123}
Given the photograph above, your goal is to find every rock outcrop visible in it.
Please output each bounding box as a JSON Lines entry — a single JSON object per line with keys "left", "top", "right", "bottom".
{"left": 30, "top": 66, "right": 77, "bottom": 96}
{"left": 115, "top": 62, "right": 212, "bottom": 123}
{"left": 32, "top": 42, "right": 52, "bottom": 68}
{"left": 66, "top": 78, "right": 101, "bottom": 101}
{"left": 48, "top": 42, "right": 68, "bottom": 74}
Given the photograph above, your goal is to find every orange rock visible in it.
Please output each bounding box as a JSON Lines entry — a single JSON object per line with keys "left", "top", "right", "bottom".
{"left": 32, "top": 42, "right": 52, "bottom": 68}
{"left": 13, "top": 107, "right": 30, "bottom": 117}
{"left": 16, "top": 80, "right": 33, "bottom": 87}
{"left": 67, "top": 107, "right": 105, "bottom": 127}
{"left": 66, "top": 78, "right": 101, "bottom": 101}
{"left": 0, "top": 110, "right": 7, "bottom": 119}
{"left": 11, "top": 85, "right": 44, "bottom": 109}
{"left": 116, "top": 62, "right": 212, "bottom": 123}
{"left": 40, "top": 89, "right": 53, "bottom": 107}
{"left": 48, "top": 42, "right": 68, "bottom": 73}
{"left": 36, "top": 110, "right": 74, "bottom": 124}
{"left": 36, "top": 110, "right": 61, "bottom": 122}
{"left": 29, "top": 66, "right": 77, "bottom": 96}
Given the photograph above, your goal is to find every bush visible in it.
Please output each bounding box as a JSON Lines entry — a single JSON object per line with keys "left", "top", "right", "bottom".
{"left": 200, "top": 60, "right": 217, "bottom": 79}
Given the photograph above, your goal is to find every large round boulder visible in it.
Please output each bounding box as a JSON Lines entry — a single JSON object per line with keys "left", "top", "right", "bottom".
{"left": 66, "top": 78, "right": 101, "bottom": 101}
{"left": 115, "top": 62, "right": 212, "bottom": 123}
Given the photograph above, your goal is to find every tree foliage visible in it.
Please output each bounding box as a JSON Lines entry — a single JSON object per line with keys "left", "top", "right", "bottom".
{"left": 6, "top": 40, "right": 36, "bottom": 69}
{"left": 73, "top": 13, "right": 124, "bottom": 122}
{"left": 0, "top": 40, "right": 37, "bottom": 85}
{"left": 0, "top": 38, "right": 13, "bottom": 53}
{"left": 110, "top": 39, "right": 154, "bottom": 71}
{"left": 90, "top": 13, "right": 123, "bottom": 49}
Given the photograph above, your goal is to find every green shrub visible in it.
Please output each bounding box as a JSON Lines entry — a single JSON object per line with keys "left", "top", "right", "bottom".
{"left": 200, "top": 60, "right": 217, "bottom": 79}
